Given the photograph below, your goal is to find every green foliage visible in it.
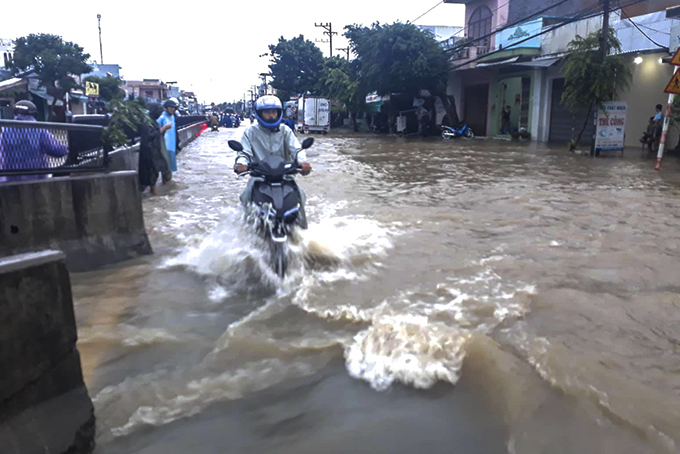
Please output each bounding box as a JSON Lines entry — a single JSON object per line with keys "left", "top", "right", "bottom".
{"left": 344, "top": 22, "right": 450, "bottom": 97}
{"left": 268, "top": 35, "right": 325, "bottom": 101}
{"left": 561, "top": 29, "right": 632, "bottom": 113}
{"left": 11, "top": 34, "right": 91, "bottom": 112}
{"left": 318, "top": 57, "right": 364, "bottom": 113}
{"left": 101, "top": 99, "right": 153, "bottom": 150}
{"left": 83, "top": 75, "right": 123, "bottom": 102}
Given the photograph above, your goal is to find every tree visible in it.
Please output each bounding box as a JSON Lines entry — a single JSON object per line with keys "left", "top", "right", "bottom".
{"left": 83, "top": 75, "right": 123, "bottom": 103}
{"left": 11, "top": 34, "right": 92, "bottom": 121}
{"left": 344, "top": 22, "right": 459, "bottom": 124}
{"left": 318, "top": 57, "right": 365, "bottom": 130}
{"left": 101, "top": 98, "right": 152, "bottom": 151}
{"left": 268, "top": 35, "right": 325, "bottom": 102}
{"left": 561, "top": 29, "right": 632, "bottom": 149}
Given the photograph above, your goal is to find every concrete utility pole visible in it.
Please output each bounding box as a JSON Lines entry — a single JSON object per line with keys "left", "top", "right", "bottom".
{"left": 591, "top": 0, "right": 610, "bottom": 156}
{"left": 259, "top": 73, "right": 271, "bottom": 95}
{"left": 97, "top": 14, "right": 103, "bottom": 64}
{"left": 336, "top": 47, "right": 350, "bottom": 60}
{"left": 315, "top": 22, "right": 337, "bottom": 58}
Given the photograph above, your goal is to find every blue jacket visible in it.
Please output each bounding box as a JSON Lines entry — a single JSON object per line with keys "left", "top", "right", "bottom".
{"left": 0, "top": 115, "right": 69, "bottom": 182}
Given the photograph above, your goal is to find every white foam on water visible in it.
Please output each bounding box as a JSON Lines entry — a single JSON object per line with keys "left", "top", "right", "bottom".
{"left": 78, "top": 325, "right": 182, "bottom": 347}
{"left": 96, "top": 358, "right": 320, "bottom": 443}
{"left": 339, "top": 260, "right": 537, "bottom": 392}
{"left": 345, "top": 314, "right": 468, "bottom": 391}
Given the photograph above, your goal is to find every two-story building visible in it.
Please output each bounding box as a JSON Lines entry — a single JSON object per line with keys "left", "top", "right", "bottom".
{"left": 124, "top": 79, "right": 169, "bottom": 103}
{"left": 444, "top": 0, "right": 678, "bottom": 149}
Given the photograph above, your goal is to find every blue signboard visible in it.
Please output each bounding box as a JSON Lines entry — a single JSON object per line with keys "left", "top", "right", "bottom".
{"left": 496, "top": 18, "right": 543, "bottom": 50}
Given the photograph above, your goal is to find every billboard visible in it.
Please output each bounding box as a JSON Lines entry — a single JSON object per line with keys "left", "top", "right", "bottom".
{"left": 595, "top": 102, "right": 627, "bottom": 152}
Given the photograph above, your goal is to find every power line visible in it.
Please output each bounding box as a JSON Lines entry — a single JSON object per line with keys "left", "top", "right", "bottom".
{"left": 444, "top": 0, "right": 573, "bottom": 54}
{"left": 443, "top": 1, "right": 511, "bottom": 42}
{"left": 621, "top": 9, "right": 668, "bottom": 49}
{"left": 410, "top": 1, "right": 444, "bottom": 24}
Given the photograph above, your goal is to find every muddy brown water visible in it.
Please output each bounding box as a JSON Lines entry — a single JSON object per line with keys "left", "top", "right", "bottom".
{"left": 72, "top": 126, "right": 680, "bottom": 453}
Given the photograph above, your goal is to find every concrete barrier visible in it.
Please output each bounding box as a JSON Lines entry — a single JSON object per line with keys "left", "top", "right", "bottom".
{"left": 0, "top": 171, "right": 152, "bottom": 271}
{"left": 0, "top": 250, "right": 95, "bottom": 454}
{"left": 107, "top": 121, "right": 207, "bottom": 172}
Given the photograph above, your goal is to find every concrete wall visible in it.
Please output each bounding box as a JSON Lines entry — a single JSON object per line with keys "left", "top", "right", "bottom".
{"left": 0, "top": 171, "right": 152, "bottom": 272}
{"left": 508, "top": 0, "right": 598, "bottom": 24}
{"left": 107, "top": 121, "right": 206, "bottom": 173}
{"left": 0, "top": 250, "right": 95, "bottom": 454}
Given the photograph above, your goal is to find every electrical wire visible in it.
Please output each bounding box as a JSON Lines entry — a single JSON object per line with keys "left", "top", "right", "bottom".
{"left": 447, "top": 0, "right": 651, "bottom": 72}
{"left": 410, "top": 1, "right": 444, "bottom": 24}
{"left": 444, "top": 0, "right": 573, "bottom": 54}
{"left": 442, "top": 1, "right": 512, "bottom": 41}
{"left": 621, "top": 9, "right": 669, "bottom": 49}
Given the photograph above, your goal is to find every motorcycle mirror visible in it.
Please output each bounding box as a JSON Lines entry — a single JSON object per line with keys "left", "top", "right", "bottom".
{"left": 228, "top": 140, "right": 243, "bottom": 152}
{"left": 301, "top": 137, "right": 314, "bottom": 150}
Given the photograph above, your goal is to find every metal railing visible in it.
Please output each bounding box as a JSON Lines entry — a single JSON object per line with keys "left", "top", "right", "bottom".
{"left": 0, "top": 120, "right": 107, "bottom": 177}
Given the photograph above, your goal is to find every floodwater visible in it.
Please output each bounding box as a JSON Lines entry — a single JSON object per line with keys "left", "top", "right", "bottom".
{"left": 72, "top": 125, "right": 680, "bottom": 454}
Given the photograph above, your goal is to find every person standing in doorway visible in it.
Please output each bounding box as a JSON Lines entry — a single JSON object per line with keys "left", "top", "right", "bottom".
{"left": 157, "top": 99, "right": 179, "bottom": 174}
{"left": 501, "top": 106, "right": 512, "bottom": 134}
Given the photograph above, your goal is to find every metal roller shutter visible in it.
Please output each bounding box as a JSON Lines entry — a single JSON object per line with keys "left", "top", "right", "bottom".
{"left": 549, "top": 78, "right": 594, "bottom": 146}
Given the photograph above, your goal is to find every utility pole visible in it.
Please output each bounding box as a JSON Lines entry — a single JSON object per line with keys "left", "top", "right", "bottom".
{"left": 591, "top": 0, "right": 610, "bottom": 156}
{"left": 336, "top": 47, "right": 350, "bottom": 60}
{"left": 315, "top": 22, "right": 337, "bottom": 58}
{"left": 97, "top": 14, "right": 103, "bottom": 64}
{"left": 259, "top": 73, "right": 271, "bottom": 95}
{"left": 600, "top": 0, "right": 609, "bottom": 63}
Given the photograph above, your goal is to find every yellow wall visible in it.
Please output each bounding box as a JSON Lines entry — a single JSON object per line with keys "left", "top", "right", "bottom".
{"left": 619, "top": 53, "right": 679, "bottom": 149}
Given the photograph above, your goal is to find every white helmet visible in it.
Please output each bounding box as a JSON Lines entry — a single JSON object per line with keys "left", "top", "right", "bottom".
{"left": 254, "top": 95, "right": 283, "bottom": 131}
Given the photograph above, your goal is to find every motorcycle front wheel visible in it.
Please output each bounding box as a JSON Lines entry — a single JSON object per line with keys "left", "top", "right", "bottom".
{"left": 465, "top": 129, "right": 474, "bottom": 138}
{"left": 273, "top": 242, "right": 288, "bottom": 278}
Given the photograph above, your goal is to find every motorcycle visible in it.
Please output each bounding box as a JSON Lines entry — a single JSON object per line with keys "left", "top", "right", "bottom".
{"left": 228, "top": 137, "right": 314, "bottom": 277}
{"left": 441, "top": 121, "right": 474, "bottom": 139}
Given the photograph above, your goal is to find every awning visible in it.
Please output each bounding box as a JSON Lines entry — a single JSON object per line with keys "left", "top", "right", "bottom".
{"left": 476, "top": 56, "right": 520, "bottom": 67}
{"left": 0, "top": 77, "right": 27, "bottom": 93}
{"left": 365, "top": 101, "right": 384, "bottom": 113}
{"left": 29, "top": 88, "right": 64, "bottom": 106}
{"left": 512, "top": 57, "right": 561, "bottom": 67}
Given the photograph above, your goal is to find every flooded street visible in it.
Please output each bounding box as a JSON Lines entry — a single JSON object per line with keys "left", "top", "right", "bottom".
{"left": 72, "top": 125, "right": 680, "bottom": 453}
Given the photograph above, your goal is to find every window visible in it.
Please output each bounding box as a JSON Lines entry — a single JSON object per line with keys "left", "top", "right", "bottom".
{"left": 468, "top": 6, "right": 492, "bottom": 47}
{"left": 145, "top": 90, "right": 153, "bottom": 97}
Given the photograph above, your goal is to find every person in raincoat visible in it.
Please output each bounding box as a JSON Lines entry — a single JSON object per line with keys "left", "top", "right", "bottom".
{"left": 139, "top": 103, "right": 172, "bottom": 193}
{"left": 234, "top": 95, "right": 312, "bottom": 228}
{"left": 157, "top": 99, "right": 179, "bottom": 172}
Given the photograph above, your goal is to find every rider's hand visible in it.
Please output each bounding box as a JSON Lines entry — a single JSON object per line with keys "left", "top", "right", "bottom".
{"left": 235, "top": 164, "right": 248, "bottom": 174}
{"left": 300, "top": 162, "right": 312, "bottom": 176}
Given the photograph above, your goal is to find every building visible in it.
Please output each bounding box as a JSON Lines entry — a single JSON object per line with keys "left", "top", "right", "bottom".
{"left": 444, "top": 0, "right": 679, "bottom": 150}
{"left": 88, "top": 63, "right": 121, "bottom": 79}
{"left": 417, "top": 25, "right": 464, "bottom": 43}
{"left": 124, "top": 79, "right": 169, "bottom": 103}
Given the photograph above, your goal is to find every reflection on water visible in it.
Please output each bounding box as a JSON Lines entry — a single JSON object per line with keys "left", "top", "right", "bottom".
{"left": 72, "top": 128, "right": 680, "bottom": 453}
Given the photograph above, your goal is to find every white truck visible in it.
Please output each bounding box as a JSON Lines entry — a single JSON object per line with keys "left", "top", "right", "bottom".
{"left": 296, "top": 96, "right": 330, "bottom": 134}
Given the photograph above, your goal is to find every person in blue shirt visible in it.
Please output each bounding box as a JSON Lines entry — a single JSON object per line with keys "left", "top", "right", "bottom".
{"left": 0, "top": 100, "right": 68, "bottom": 183}
{"left": 157, "top": 99, "right": 179, "bottom": 172}
{"left": 284, "top": 116, "right": 296, "bottom": 132}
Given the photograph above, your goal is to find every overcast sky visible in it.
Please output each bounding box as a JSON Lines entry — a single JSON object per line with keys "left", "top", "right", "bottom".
{"left": 3, "top": 0, "right": 464, "bottom": 103}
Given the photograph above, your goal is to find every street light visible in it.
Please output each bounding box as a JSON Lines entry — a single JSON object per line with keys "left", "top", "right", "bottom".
{"left": 634, "top": 56, "right": 643, "bottom": 64}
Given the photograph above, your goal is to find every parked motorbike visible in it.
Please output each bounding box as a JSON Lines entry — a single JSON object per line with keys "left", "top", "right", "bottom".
{"left": 441, "top": 121, "right": 474, "bottom": 139}
{"left": 229, "top": 137, "right": 314, "bottom": 277}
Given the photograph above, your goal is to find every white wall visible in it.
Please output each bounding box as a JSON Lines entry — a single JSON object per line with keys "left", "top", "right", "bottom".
{"left": 618, "top": 53, "right": 679, "bottom": 149}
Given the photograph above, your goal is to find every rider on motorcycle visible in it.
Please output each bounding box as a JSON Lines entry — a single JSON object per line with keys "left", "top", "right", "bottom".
{"left": 234, "top": 95, "right": 312, "bottom": 228}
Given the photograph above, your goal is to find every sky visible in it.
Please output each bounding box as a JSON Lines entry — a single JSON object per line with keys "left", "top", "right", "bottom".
{"left": 2, "top": 0, "right": 464, "bottom": 104}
